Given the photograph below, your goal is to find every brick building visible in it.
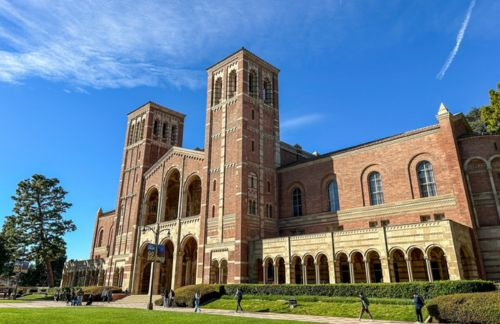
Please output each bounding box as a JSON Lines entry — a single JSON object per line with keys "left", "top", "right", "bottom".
{"left": 61, "top": 49, "right": 500, "bottom": 292}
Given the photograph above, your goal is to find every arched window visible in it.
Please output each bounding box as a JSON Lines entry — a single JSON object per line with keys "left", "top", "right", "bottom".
{"left": 212, "top": 205, "right": 216, "bottom": 218}
{"left": 248, "top": 70, "right": 257, "bottom": 97}
{"left": 171, "top": 125, "right": 178, "bottom": 145}
{"left": 292, "top": 188, "right": 302, "bottom": 216}
{"left": 139, "top": 119, "right": 145, "bottom": 140}
{"left": 128, "top": 123, "right": 135, "bottom": 145}
{"left": 213, "top": 77, "right": 222, "bottom": 105}
{"left": 263, "top": 78, "right": 272, "bottom": 105}
{"left": 417, "top": 161, "right": 437, "bottom": 197}
{"left": 153, "top": 120, "right": 159, "bottom": 136}
{"left": 228, "top": 70, "right": 237, "bottom": 98}
{"left": 162, "top": 122, "right": 168, "bottom": 139}
{"left": 327, "top": 180, "right": 340, "bottom": 212}
{"left": 248, "top": 173, "right": 257, "bottom": 189}
{"left": 369, "top": 172, "right": 384, "bottom": 205}
{"left": 213, "top": 179, "right": 217, "bottom": 191}
{"left": 97, "top": 229, "right": 104, "bottom": 247}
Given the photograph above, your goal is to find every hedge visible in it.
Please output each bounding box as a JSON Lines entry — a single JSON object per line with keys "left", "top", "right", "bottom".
{"left": 221, "top": 281, "right": 495, "bottom": 300}
{"left": 155, "top": 284, "right": 223, "bottom": 307}
{"left": 427, "top": 292, "right": 500, "bottom": 323}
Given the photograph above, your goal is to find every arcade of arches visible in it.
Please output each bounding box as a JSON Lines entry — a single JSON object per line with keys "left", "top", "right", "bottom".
{"left": 254, "top": 245, "right": 473, "bottom": 285}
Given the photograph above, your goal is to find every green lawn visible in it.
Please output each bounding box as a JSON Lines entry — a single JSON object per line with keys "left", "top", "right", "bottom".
{"left": 0, "top": 299, "right": 24, "bottom": 303}
{"left": 17, "top": 293, "right": 54, "bottom": 301}
{"left": 204, "top": 296, "right": 425, "bottom": 322}
{"left": 0, "top": 308, "right": 306, "bottom": 323}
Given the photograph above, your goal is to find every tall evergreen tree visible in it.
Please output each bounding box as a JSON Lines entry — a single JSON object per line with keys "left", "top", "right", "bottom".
{"left": 8, "top": 174, "right": 75, "bottom": 287}
{"left": 480, "top": 83, "right": 500, "bottom": 134}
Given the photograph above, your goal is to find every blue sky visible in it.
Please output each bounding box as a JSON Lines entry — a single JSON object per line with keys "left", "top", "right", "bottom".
{"left": 0, "top": 0, "right": 499, "bottom": 260}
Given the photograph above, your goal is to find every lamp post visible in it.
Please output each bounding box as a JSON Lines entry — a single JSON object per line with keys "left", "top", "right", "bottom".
{"left": 142, "top": 224, "right": 170, "bottom": 310}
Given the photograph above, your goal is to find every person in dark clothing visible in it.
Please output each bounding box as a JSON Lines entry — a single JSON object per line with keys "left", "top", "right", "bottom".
{"left": 358, "top": 292, "right": 373, "bottom": 321}
{"left": 413, "top": 293, "right": 425, "bottom": 323}
{"left": 168, "top": 289, "right": 175, "bottom": 307}
{"left": 235, "top": 288, "right": 243, "bottom": 313}
{"left": 86, "top": 294, "right": 93, "bottom": 306}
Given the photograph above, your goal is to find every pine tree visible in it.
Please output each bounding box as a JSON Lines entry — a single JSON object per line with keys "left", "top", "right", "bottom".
{"left": 8, "top": 174, "right": 75, "bottom": 287}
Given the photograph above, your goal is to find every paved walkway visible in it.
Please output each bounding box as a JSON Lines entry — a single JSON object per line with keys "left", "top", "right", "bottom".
{"left": 0, "top": 300, "right": 412, "bottom": 324}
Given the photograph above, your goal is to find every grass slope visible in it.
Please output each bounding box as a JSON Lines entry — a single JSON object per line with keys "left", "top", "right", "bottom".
{"left": 204, "top": 296, "right": 425, "bottom": 322}
{"left": 0, "top": 307, "right": 304, "bottom": 324}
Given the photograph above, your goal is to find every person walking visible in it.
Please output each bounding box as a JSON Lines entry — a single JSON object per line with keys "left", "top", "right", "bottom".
{"left": 101, "top": 288, "right": 107, "bottom": 302}
{"left": 358, "top": 292, "right": 373, "bottom": 321}
{"left": 107, "top": 289, "right": 112, "bottom": 303}
{"left": 235, "top": 288, "right": 243, "bottom": 313}
{"left": 413, "top": 293, "right": 425, "bottom": 323}
{"left": 77, "top": 288, "right": 84, "bottom": 306}
{"left": 168, "top": 289, "right": 175, "bottom": 307}
{"left": 161, "top": 290, "right": 167, "bottom": 308}
{"left": 194, "top": 291, "right": 201, "bottom": 313}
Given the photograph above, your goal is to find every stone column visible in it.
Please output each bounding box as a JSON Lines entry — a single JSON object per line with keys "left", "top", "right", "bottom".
{"left": 364, "top": 261, "right": 371, "bottom": 283}
{"left": 486, "top": 166, "right": 500, "bottom": 222}
{"left": 274, "top": 264, "right": 279, "bottom": 284}
{"left": 330, "top": 259, "right": 337, "bottom": 284}
{"left": 349, "top": 262, "right": 355, "bottom": 283}
{"left": 263, "top": 263, "right": 267, "bottom": 284}
{"left": 425, "top": 258, "right": 433, "bottom": 282}
{"left": 406, "top": 259, "right": 414, "bottom": 282}
{"left": 315, "top": 262, "right": 320, "bottom": 284}
{"left": 286, "top": 262, "right": 291, "bottom": 284}
{"left": 302, "top": 264, "right": 307, "bottom": 284}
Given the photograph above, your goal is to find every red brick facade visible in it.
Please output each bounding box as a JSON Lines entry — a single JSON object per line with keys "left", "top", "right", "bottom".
{"left": 63, "top": 49, "right": 500, "bottom": 290}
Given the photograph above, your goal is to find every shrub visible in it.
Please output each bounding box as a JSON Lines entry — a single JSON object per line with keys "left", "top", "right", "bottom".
{"left": 155, "top": 284, "right": 223, "bottom": 307}
{"left": 427, "top": 292, "right": 500, "bottom": 323}
{"left": 222, "top": 280, "right": 495, "bottom": 300}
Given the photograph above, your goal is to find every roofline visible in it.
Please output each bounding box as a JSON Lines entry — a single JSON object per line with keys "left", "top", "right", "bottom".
{"left": 144, "top": 146, "right": 205, "bottom": 178}
{"left": 206, "top": 47, "right": 280, "bottom": 72}
{"left": 127, "top": 101, "right": 186, "bottom": 119}
{"left": 279, "top": 124, "right": 440, "bottom": 170}
{"left": 100, "top": 209, "right": 115, "bottom": 217}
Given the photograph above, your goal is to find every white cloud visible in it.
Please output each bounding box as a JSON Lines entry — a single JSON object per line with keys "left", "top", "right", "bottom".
{"left": 0, "top": 1, "right": 268, "bottom": 89}
{"left": 281, "top": 113, "right": 324, "bottom": 129}
{"left": 436, "top": 0, "right": 476, "bottom": 80}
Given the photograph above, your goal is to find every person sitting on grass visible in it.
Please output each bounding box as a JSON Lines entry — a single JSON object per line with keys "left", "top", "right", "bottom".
{"left": 358, "top": 292, "right": 373, "bottom": 321}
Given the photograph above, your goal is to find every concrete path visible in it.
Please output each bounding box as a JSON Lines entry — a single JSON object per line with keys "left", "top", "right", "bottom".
{"left": 0, "top": 300, "right": 412, "bottom": 324}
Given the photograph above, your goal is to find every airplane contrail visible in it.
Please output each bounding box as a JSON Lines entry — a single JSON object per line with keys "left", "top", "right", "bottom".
{"left": 436, "top": 0, "right": 476, "bottom": 80}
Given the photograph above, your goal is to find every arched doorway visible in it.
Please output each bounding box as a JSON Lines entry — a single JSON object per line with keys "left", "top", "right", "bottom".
{"left": 428, "top": 246, "right": 449, "bottom": 281}
{"left": 304, "top": 255, "right": 315, "bottom": 284}
{"left": 220, "top": 260, "right": 228, "bottom": 284}
{"left": 185, "top": 175, "right": 202, "bottom": 217}
{"left": 265, "top": 258, "right": 274, "bottom": 284}
{"left": 139, "top": 246, "right": 151, "bottom": 294}
{"left": 366, "top": 250, "right": 383, "bottom": 283}
{"left": 210, "top": 260, "right": 219, "bottom": 284}
{"left": 144, "top": 188, "right": 159, "bottom": 225}
{"left": 336, "top": 253, "right": 350, "bottom": 283}
{"left": 317, "top": 254, "right": 330, "bottom": 284}
{"left": 276, "top": 257, "right": 286, "bottom": 284}
{"left": 410, "top": 248, "right": 428, "bottom": 281}
{"left": 163, "top": 170, "right": 180, "bottom": 221}
{"left": 390, "top": 249, "right": 409, "bottom": 282}
{"left": 180, "top": 236, "right": 197, "bottom": 286}
{"left": 459, "top": 246, "right": 477, "bottom": 279}
{"left": 351, "top": 251, "right": 366, "bottom": 283}
{"left": 158, "top": 240, "right": 174, "bottom": 292}
{"left": 291, "top": 256, "right": 303, "bottom": 284}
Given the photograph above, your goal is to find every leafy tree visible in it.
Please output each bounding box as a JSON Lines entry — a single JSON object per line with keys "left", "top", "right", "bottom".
{"left": 8, "top": 174, "right": 75, "bottom": 287}
{"left": 480, "top": 83, "right": 500, "bottom": 134}
{"left": 0, "top": 233, "right": 8, "bottom": 275}
{"left": 465, "top": 107, "right": 486, "bottom": 134}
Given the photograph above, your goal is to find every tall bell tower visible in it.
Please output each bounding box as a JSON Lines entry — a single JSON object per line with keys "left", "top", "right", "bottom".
{"left": 108, "top": 101, "right": 185, "bottom": 290}
{"left": 199, "top": 49, "right": 280, "bottom": 283}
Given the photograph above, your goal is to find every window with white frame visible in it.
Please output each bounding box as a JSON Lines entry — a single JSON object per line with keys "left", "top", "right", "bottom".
{"left": 368, "top": 172, "right": 384, "bottom": 205}
{"left": 417, "top": 161, "right": 437, "bottom": 197}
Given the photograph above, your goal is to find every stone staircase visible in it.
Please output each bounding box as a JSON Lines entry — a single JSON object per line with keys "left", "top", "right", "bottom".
{"left": 113, "top": 294, "right": 161, "bottom": 305}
